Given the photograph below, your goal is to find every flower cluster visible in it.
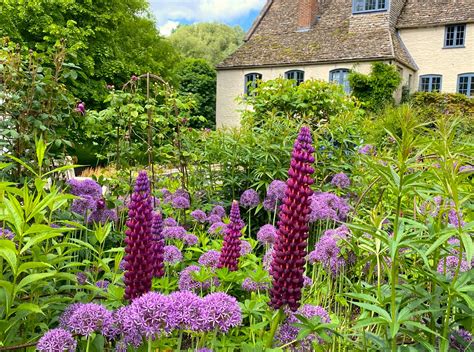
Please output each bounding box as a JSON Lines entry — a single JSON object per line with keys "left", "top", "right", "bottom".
{"left": 242, "top": 277, "right": 269, "bottom": 292}
{"left": 0, "top": 228, "right": 14, "bottom": 240}
{"left": 218, "top": 201, "right": 245, "bottom": 271}
{"left": 331, "top": 172, "right": 351, "bottom": 189}
{"left": 437, "top": 256, "right": 471, "bottom": 278}
{"left": 151, "top": 212, "right": 165, "bottom": 277}
{"left": 208, "top": 221, "right": 227, "bottom": 235}
{"left": 163, "top": 245, "right": 183, "bottom": 264}
{"left": 358, "top": 144, "right": 376, "bottom": 155}
{"left": 179, "top": 265, "right": 219, "bottom": 291}
{"left": 240, "top": 189, "right": 260, "bottom": 208}
{"left": 37, "top": 328, "right": 77, "bottom": 352}
{"left": 263, "top": 180, "right": 287, "bottom": 211}
{"left": 198, "top": 250, "right": 221, "bottom": 268}
{"left": 269, "top": 126, "right": 315, "bottom": 311}
{"left": 308, "top": 192, "right": 350, "bottom": 222}
{"left": 257, "top": 224, "right": 277, "bottom": 245}
{"left": 449, "top": 328, "right": 472, "bottom": 351}
{"left": 191, "top": 209, "right": 207, "bottom": 223}
{"left": 62, "top": 303, "right": 113, "bottom": 336}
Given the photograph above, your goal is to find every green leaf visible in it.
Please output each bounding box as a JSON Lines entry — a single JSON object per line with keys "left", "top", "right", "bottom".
{"left": 0, "top": 240, "right": 18, "bottom": 274}
{"left": 12, "top": 303, "right": 44, "bottom": 315}
{"left": 350, "top": 302, "right": 392, "bottom": 323}
{"left": 14, "top": 272, "right": 56, "bottom": 295}
{"left": 17, "top": 262, "right": 53, "bottom": 274}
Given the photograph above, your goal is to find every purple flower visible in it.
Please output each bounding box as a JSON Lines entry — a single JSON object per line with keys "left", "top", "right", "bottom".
{"left": 75, "top": 102, "right": 86, "bottom": 115}
{"left": 303, "top": 275, "right": 313, "bottom": 287}
{"left": 59, "top": 303, "right": 82, "bottom": 328}
{"left": 210, "top": 205, "right": 226, "bottom": 218}
{"left": 198, "top": 250, "right": 221, "bottom": 268}
{"left": 208, "top": 222, "right": 227, "bottom": 235}
{"left": 184, "top": 233, "right": 199, "bottom": 246}
{"left": 96, "top": 280, "right": 110, "bottom": 291}
{"left": 448, "top": 208, "right": 465, "bottom": 227}
{"left": 308, "top": 192, "right": 350, "bottom": 222}
{"left": 240, "top": 189, "right": 260, "bottom": 208}
{"left": 242, "top": 277, "right": 269, "bottom": 292}
{"left": 450, "top": 328, "right": 472, "bottom": 351}
{"left": 263, "top": 249, "right": 274, "bottom": 272}
{"left": 163, "top": 226, "right": 187, "bottom": 240}
{"left": 119, "top": 259, "right": 127, "bottom": 271}
{"left": 88, "top": 207, "right": 118, "bottom": 224}
{"left": 172, "top": 196, "right": 190, "bottom": 209}
{"left": 0, "top": 228, "right": 14, "bottom": 240}
{"left": 178, "top": 265, "right": 219, "bottom": 291}
{"left": 331, "top": 173, "right": 351, "bottom": 189}
{"left": 269, "top": 126, "right": 315, "bottom": 311}
{"left": 151, "top": 212, "right": 165, "bottom": 278}
{"left": 37, "top": 328, "right": 76, "bottom": 352}
{"left": 161, "top": 189, "right": 173, "bottom": 203}
{"left": 308, "top": 226, "right": 350, "bottom": 275}
{"left": 163, "top": 217, "right": 177, "bottom": 227}
{"left": 263, "top": 180, "right": 287, "bottom": 211}
{"left": 200, "top": 292, "right": 242, "bottom": 333}
{"left": 106, "top": 306, "right": 141, "bottom": 347}
{"left": 129, "top": 292, "right": 170, "bottom": 339}
{"left": 257, "top": 224, "right": 277, "bottom": 245}
{"left": 124, "top": 171, "right": 154, "bottom": 300}
{"left": 358, "top": 144, "right": 376, "bottom": 155}
{"left": 76, "top": 272, "right": 87, "bottom": 285}
{"left": 437, "top": 256, "right": 471, "bottom": 278}
{"left": 218, "top": 201, "right": 245, "bottom": 271}
{"left": 191, "top": 209, "right": 207, "bottom": 223}
{"left": 71, "top": 195, "right": 97, "bottom": 215}
{"left": 419, "top": 195, "right": 443, "bottom": 217}
{"left": 68, "top": 303, "right": 113, "bottom": 336}
{"left": 167, "top": 291, "right": 203, "bottom": 331}
{"left": 240, "top": 240, "right": 252, "bottom": 256}
{"left": 207, "top": 214, "right": 223, "bottom": 224}
{"left": 68, "top": 178, "right": 102, "bottom": 198}
{"left": 173, "top": 188, "right": 190, "bottom": 201}
{"left": 163, "top": 245, "right": 183, "bottom": 264}
{"left": 196, "top": 349, "right": 213, "bottom": 352}
{"left": 459, "top": 165, "right": 474, "bottom": 173}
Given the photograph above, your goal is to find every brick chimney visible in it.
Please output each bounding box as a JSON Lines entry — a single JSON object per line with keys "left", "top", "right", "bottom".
{"left": 298, "top": 0, "right": 318, "bottom": 31}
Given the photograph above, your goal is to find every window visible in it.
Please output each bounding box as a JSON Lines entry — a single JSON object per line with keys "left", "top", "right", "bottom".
{"left": 445, "top": 24, "right": 466, "bottom": 47}
{"left": 285, "top": 70, "right": 305, "bottom": 85}
{"left": 457, "top": 73, "right": 474, "bottom": 97}
{"left": 353, "top": 0, "right": 388, "bottom": 13}
{"left": 419, "top": 75, "right": 442, "bottom": 92}
{"left": 329, "top": 69, "right": 350, "bottom": 93}
{"left": 244, "top": 73, "right": 262, "bottom": 95}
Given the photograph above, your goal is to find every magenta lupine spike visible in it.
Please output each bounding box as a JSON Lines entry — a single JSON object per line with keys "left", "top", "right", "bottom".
{"left": 218, "top": 201, "right": 244, "bottom": 271}
{"left": 269, "top": 126, "right": 315, "bottom": 311}
{"left": 124, "top": 171, "right": 154, "bottom": 300}
{"left": 151, "top": 212, "right": 165, "bottom": 278}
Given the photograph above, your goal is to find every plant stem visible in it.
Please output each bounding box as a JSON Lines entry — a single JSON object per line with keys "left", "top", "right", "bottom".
{"left": 266, "top": 308, "right": 284, "bottom": 348}
{"left": 148, "top": 336, "right": 152, "bottom": 352}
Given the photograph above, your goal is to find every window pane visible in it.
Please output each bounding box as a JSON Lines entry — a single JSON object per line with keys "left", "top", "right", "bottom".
{"left": 432, "top": 77, "right": 441, "bottom": 92}
{"left": 458, "top": 76, "right": 469, "bottom": 95}
{"left": 470, "top": 77, "right": 474, "bottom": 96}
{"left": 420, "top": 77, "right": 430, "bottom": 92}
{"left": 354, "top": 0, "right": 365, "bottom": 12}
{"left": 446, "top": 26, "right": 455, "bottom": 46}
{"left": 378, "top": 0, "right": 386, "bottom": 9}
{"left": 366, "top": 0, "right": 376, "bottom": 10}
{"left": 455, "top": 25, "right": 465, "bottom": 46}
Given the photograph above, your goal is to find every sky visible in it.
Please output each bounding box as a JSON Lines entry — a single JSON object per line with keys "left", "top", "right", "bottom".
{"left": 149, "top": 0, "right": 267, "bottom": 36}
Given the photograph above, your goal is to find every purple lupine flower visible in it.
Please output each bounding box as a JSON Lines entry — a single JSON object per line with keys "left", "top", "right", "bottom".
{"left": 218, "top": 201, "right": 245, "bottom": 271}
{"left": 240, "top": 189, "right": 260, "bottom": 208}
{"left": 450, "top": 328, "right": 472, "bottom": 351}
{"left": 151, "top": 212, "right": 165, "bottom": 278}
{"left": 76, "top": 272, "right": 87, "bottom": 285}
{"left": 207, "top": 214, "right": 223, "bottom": 224}
{"left": 257, "top": 224, "right": 277, "bottom": 245}
{"left": 178, "top": 265, "right": 219, "bottom": 291}
{"left": 198, "top": 250, "right": 221, "bottom": 268}
{"left": 308, "top": 192, "right": 350, "bottom": 222}
{"left": 200, "top": 292, "right": 242, "bottom": 333}
{"left": 437, "top": 256, "right": 471, "bottom": 278}
{"left": 240, "top": 240, "right": 252, "bottom": 256}
{"left": 191, "top": 209, "right": 207, "bottom": 223}
{"left": 210, "top": 205, "right": 226, "bottom": 219}
{"left": 358, "top": 144, "right": 376, "bottom": 155}
{"left": 0, "top": 228, "right": 14, "bottom": 240}
{"left": 71, "top": 195, "right": 97, "bottom": 215}
{"left": 37, "top": 328, "right": 76, "bottom": 352}
{"left": 68, "top": 303, "right": 113, "bottom": 336}
{"left": 96, "top": 280, "right": 110, "bottom": 291}
{"left": 184, "top": 233, "right": 199, "bottom": 246}
{"left": 162, "top": 225, "right": 187, "bottom": 240}
{"left": 208, "top": 222, "right": 227, "bottom": 235}
{"left": 129, "top": 292, "right": 170, "bottom": 339}
{"left": 331, "top": 173, "right": 351, "bottom": 189}
{"left": 167, "top": 291, "right": 203, "bottom": 331}
{"left": 276, "top": 305, "right": 330, "bottom": 349}
{"left": 269, "top": 126, "right": 315, "bottom": 311}
{"left": 75, "top": 101, "right": 86, "bottom": 115}
{"left": 263, "top": 180, "right": 287, "bottom": 211}
{"left": 163, "top": 245, "right": 183, "bottom": 264}
{"left": 172, "top": 196, "right": 190, "bottom": 209}
{"left": 123, "top": 171, "right": 154, "bottom": 300}
{"left": 242, "top": 277, "right": 269, "bottom": 292}
{"left": 68, "top": 178, "right": 102, "bottom": 198}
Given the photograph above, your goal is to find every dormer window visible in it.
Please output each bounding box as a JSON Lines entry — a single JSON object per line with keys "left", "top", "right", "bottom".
{"left": 353, "top": 0, "right": 388, "bottom": 14}
{"left": 445, "top": 24, "right": 466, "bottom": 48}
{"left": 244, "top": 73, "right": 262, "bottom": 95}
{"left": 285, "top": 70, "right": 305, "bottom": 85}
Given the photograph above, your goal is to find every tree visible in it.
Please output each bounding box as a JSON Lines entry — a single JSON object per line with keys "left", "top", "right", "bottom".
{"left": 176, "top": 58, "right": 217, "bottom": 128}
{"left": 169, "top": 23, "right": 245, "bottom": 65}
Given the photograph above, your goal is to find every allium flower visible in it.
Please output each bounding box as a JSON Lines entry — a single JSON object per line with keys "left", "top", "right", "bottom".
{"left": 208, "top": 222, "right": 227, "bottom": 235}
{"left": 107, "top": 306, "right": 141, "bottom": 348}
{"left": 308, "top": 226, "right": 350, "bottom": 275}
{"left": 88, "top": 207, "right": 118, "bottom": 224}
{"left": 163, "top": 226, "right": 187, "bottom": 240}
{"left": 437, "top": 256, "right": 471, "bottom": 278}
{"left": 331, "top": 173, "right": 351, "bottom": 189}
{"left": 76, "top": 272, "right": 87, "bottom": 285}
{"left": 450, "top": 328, "right": 472, "bottom": 351}
{"left": 358, "top": 144, "right": 376, "bottom": 155}
{"left": 96, "top": 280, "right": 110, "bottom": 291}
{"left": 123, "top": 171, "right": 154, "bottom": 300}
{"left": 59, "top": 303, "right": 82, "bottom": 328}
{"left": 163, "top": 217, "right": 177, "bottom": 227}
{"left": 68, "top": 303, "right": 113, "bottom": 336}
{"left": 200, "top": 292, "right": 242, "bottom": 333}
{"left": 269, "top": 126, "right": 315, "bottom": 311}
{"left": 257, "top": 224, "right": 277, "bottom": 245}
{"left": 172, "top": 196, "right": 190, "bottom": 209}
{"left": 210, "top": 205, "right": 226, "bottom": 218}
{"left": 68, "top": 178, "right": 102, "bottom": 198}
{"left": 240, "top": 189, "right": 260, "bottom": 208}
{"left": 207, "top": 214, "right": 223, "bottom": 224}
{"left": 191, "top": 209, "right": 207, "bottom": 223}
{"left": 263, "top": 249, "right": 274, "bottom": 272}
{"left": 263, "top": 180, "right": 287, "bottom": 211}
{"left": 303, "top": 275, "right": 313, "bottom": 287}
{"left": 240, "top": 240, "right": 252, "bottom": 256}
{"left": 173, "top": 188, "right": 190, "bottom": 201}
{"left": 161, "top": 189, "right": 172, "bottom": 203}
{"left": 37, "top": 328, "right": 76, "bottom": 352}
{"left": 151, "top": 212, "right": 165, "bottom": 278}
{"left": 179, "top": 265, "right": 219, "bottom": 291}
{"left": 167, "top": 291, "right": 203, "bottom": 331}
{"left": 218, "top": 201, "right": 245, "bottom": 271}
{"left": 71, "top": 195, "right": 97, "bottom": 215}
{"left": 242, "top": 277, "right": 269, "bottom": 292}
{"left": 184, "top": 233, "right": 199, "bottom": 246}
{"left": 163, "top": 245, "right": 183, "bottom": 264}
{"left": 198, "top": 250, "right": 221, "bottom": 268}
{"left": 0, "top": 228, "right": 14, "bottom": 240}
{"left": 129, "top": 292, "right": 170, "bottom": 339}
{"left": 308, "top": 192, "right": 350, "bottom": 222}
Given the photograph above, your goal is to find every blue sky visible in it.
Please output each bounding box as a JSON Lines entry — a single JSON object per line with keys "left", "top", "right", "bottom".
{"left": 148, "top": 0, "right": 266, "bottom": 35}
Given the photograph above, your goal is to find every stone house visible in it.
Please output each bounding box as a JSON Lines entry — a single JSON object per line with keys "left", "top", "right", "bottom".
{"left": 216, "top": 0, "right": 474, "bottom": 127}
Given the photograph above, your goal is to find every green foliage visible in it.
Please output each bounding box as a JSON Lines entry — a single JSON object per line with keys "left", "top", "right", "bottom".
{"left": 410, "top": 91, "right": 474, "bottom": 120}
{"left": 169, "top": 22, "right": 245, "bottom": 65}
{"left": 349, "top": 62, "right": 402, "bottom": 111}
{"left": 176, "top": 58, "right": 217, "bottom": 128}
{"left": 242, "top": 78, "right": 361, "bottom": 128}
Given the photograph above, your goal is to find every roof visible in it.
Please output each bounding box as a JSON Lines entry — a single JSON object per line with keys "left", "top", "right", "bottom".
{"left": 397, "top": 0, "right": 474, "bottom": 28}
{"left": 218, "top": 0, "right": 417, "bottom": 70}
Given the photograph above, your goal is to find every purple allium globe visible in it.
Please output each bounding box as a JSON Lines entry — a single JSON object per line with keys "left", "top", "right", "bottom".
{"left": 437, "top": 256, "right": 471, "bottom": 278}
{"left": 210, "top": 205, "right": 226, "bottom": 218}
{"left": 160, "top": 188, "right": 172, "bottom": 203}
{"left": 129, "top": 292, "right": 170, "bottom": 339}
{"left": 218, "top": 201, "right": 245, "bottom": 271}
{"left": 208, "top": 222, "right": 227, "bottom": 236}
{"left": 123, "top": 171, "right": 154, "bottom": 300}
{"left": 263, "top": 180, "right": 287, "bottom": 211}
{"left": 331, "top": 172, "right": 351, "bottom": 189}
{"left": 88, "top": 207, "right": 118, "bottom": 225}
{"left": 71, "top": 195, "right": 97, "bottom": 215}
{"left": 167, "top": 291, "right": 203, "bottom": 331}
{"left": 191, "top": 209, "right": 207, "bottom": 223}
{"left": 198, "top": 250, "right": 221, "bottom": 268}
{"left": 358, "top": 144, "right": 376, "bottom": 156}
{"left": 68, "top": 178, "right": 102, "bottom": 198}
{"left": 257, "top": 224, "right": 277, "bottom": 245}
{"left": 107, "top": 306, "right": 142, "bottom": 348}
{"left": 200, "top": 292, "right": 242, "bottom": 333}
{"left": 178, "top": 265, "right": 219, "bottom": 292}
{"left": 162, "top": 225, "right": 187, "bottom": 240}
{"left": 163, "top": 217, "right": 177, "bottom": 227}
{"left": 308, "top": 192, "right": 350, "bottom": 222}
{"left": 269, "top": 126, "right": 315, "bottom": 311}
{"left": 242, "top": 277, "right": 270, "bottom": 292}
{"left": 59, "top": 303, "right": 82, "bottom": 328}
{"left": 163, "top": 245, "right": 183, "bottom": 264}
{"left": 184, "top": 233, "right": 199, "bottom": 246}
{"left": 207, "top": 214, "right": 223, "bottom": 224}
{"left": 240, "top": 189, "right": 260, "bottom": 208}
{"left": 172, "top": 196, "right": 190, "bottom": 209}
{"left": 151, "top": 212, "right": 165, "bottom": 278}
{"left": 68, "top": 303, "right": 113, "bottom": 336}
{"left": 240, "top": 240, "right": 252, "bottom": 256}
{"left": 37, "top": 328, "right": 76, "bottom": 352}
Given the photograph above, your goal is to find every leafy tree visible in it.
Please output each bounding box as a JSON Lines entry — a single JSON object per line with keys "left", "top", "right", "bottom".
{"left": 169, "top": 23, "right": 245, "bottom": 65}
{"left": 348, "top": 62, "right": 402, "bottom": 111}
{"left": 176, "top": 58, "right": 217, "bottom": 128}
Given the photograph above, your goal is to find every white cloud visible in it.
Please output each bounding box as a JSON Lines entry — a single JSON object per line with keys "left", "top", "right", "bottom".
{"left": 159, "top": 20, "right": 180, "bottom": 36}
{"left": 150, "top": 0, "right": 266, "bottom": 25}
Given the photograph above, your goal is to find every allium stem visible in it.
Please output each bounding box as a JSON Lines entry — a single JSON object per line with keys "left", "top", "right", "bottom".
{"left": 266, "top": 308, "right": 284, "bottom": 348}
